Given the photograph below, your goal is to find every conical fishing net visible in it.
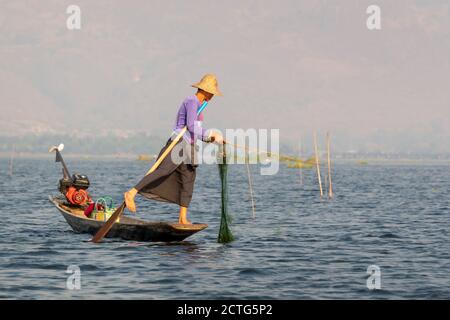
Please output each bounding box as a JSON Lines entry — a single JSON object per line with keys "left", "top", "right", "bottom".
{"left": 217, "top": 143, "right": 234, "bottom": 243}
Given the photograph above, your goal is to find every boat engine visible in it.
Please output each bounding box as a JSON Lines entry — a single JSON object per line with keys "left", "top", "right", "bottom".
{"left": 59, "top": 174, "right": 91, "bottom": 206}
{"left": 49, "top": 144, "right": 92, "bottom": 206}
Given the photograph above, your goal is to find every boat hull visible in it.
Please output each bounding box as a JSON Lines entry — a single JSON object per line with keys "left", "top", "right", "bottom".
{"left": 49, "top": 196, "right": 207, "bottom": 242}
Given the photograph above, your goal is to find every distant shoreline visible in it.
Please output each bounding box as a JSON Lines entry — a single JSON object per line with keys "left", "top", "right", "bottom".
{"left": 1, "top": 152, "right": 450, "bottom": 166}
{"left": 0, "top": 152, "right": 142, "bottom": 160}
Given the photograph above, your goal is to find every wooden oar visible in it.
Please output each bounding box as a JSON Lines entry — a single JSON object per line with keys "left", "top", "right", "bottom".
{"left": 91, "top": 101, "right": 208, "bottom": 243}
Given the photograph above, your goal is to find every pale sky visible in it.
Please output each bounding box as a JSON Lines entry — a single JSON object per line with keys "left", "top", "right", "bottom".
{"left": 0, "top": 0, "right": 449, "bottom": 153}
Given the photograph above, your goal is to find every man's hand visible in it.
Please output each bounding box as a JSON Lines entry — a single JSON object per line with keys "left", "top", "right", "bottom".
{"left": 210, "top": 131, "right": 224, "bottom": 144}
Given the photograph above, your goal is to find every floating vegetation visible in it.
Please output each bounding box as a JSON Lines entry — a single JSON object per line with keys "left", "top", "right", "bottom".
{"left": 287, "top": 161, "right": 314, "bottom": 169}
{"left": 137, "top": 154, "right": 154, "bottom": 161}
{"left": 286, "top": 154, "right": 315, "bottom": 169}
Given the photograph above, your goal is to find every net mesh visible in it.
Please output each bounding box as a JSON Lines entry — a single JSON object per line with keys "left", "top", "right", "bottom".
{"left": 217, "top": 143, "right": 234, "bottom": 244}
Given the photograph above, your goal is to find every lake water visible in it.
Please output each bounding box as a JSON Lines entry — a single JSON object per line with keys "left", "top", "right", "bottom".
{"left": 0, "top": 157, "right": 449, "bottom": 299}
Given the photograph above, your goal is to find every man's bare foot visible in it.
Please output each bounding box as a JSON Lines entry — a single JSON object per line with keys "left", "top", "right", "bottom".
{"left": 124, "top": 188, "right": 137, "bottom": 213}
{"left": 178, "top": 218, "right": 192, "bottom": 225}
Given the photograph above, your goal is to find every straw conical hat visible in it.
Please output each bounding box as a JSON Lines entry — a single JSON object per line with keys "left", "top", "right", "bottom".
{"left": 191, "top": 74, "right": 223, "bottom": 96}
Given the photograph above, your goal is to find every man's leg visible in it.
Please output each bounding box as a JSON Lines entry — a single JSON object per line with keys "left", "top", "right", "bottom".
{"left": 124, "top": 188, "right": 138, "bottom": 212}
{"left": 177, "top": 160, "right": 196, "bottom": 224}
{"left": 178, "top": 206, "right": 191, "bottom": 225}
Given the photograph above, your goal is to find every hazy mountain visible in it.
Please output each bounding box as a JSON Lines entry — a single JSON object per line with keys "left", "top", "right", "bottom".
{"left": 1, "top": 0, "right": 449, "bottom": 153}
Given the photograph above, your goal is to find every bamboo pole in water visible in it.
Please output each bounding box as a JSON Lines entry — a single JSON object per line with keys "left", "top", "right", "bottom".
{"left": 313, "top": 132, "right": 323, "bottom": 198}
{"left": 298, "top": 138, "right": 303, "bottom": 187}
{"left": 326, "top": 132, "right": 333, "bottom": 199}
{"left": 9, "top": 144, "right": 15, "bottom": 177}
{"left": 245, "top": 154, "right": 256, "bottom": 219}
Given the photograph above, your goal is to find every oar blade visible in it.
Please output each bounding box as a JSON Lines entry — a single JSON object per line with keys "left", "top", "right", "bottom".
{"left": 91, "top": 202, "right": 126, "bottom": 243}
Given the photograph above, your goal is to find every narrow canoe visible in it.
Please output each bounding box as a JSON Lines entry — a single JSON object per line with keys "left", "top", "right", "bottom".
{"left": 49, "top": 196, "right": 207, "bottom": 242}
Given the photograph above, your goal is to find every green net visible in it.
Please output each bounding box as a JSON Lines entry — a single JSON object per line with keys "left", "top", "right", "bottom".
{"left": 217, "top": 143, "right": 234, "bottom": 244}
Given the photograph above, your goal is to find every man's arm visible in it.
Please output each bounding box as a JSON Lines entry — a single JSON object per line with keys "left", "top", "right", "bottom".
{"left": 186, "top": 100, "right": 210, "bottom": 142}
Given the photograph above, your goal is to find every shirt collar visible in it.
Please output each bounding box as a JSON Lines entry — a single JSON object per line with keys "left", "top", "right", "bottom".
{"left": 193, "top": 95, "right": 202, "bottom": 107}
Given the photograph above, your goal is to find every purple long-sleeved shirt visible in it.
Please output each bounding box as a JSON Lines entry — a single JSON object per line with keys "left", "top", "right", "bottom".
{"left": 173, "top": 95, "right": 209, "bottom": 144}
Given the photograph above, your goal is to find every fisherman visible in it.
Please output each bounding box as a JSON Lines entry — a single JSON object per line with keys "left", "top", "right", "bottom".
{"left": 124, "top": 74, "right": 224, "bottom": 224}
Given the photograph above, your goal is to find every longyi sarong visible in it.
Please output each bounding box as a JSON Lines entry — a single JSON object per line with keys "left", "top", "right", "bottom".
{"left": 134, "top": 138, "right": 197, "bottom": 207}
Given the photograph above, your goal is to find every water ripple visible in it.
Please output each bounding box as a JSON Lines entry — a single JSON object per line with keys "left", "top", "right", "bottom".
{"left": 0, "top": 158, "right": 449, "bottom": 299}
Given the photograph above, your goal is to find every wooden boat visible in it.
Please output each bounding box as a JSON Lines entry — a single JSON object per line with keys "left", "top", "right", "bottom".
{"left": 49, "top": 196, "right": 208, "bottom": 242}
